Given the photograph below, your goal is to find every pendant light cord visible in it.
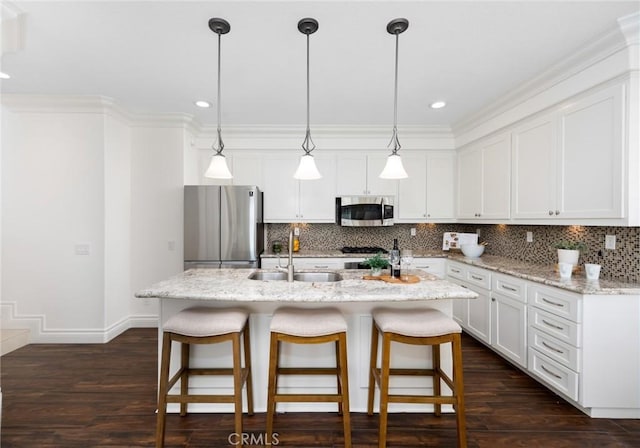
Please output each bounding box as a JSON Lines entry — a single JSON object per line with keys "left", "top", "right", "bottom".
{"left": 301, "top": 32, "right": 316, "bottom": 155}
{"left": 213, "top": 31, "right": 225, "bottom": 155}
{"left": 388, "top": 32, "right": 401, "bottom": 154}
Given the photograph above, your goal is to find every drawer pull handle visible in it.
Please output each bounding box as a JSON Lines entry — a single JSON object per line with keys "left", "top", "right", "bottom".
{"left": 502, "top": 285, "right": 518, "bottom": 292}
{"left": 314, "top": 265, "right": 329, "bottom": 269}
{"left": 451, "top": 268, "right": 461, "bottom": 273}
{"left": 540, "top": 364, "right": 562, "bottom": 380}
{"left": 417, "top": 265, "right": 430, "bottom": 268}
{"left": 542, "top": 297, "right": 564, "bottom": 308}
{"left": 542, "top": 319, "right": 564, "bottom": 331}
{"left": 471, "top": 275, "right": 483, "bottom": 281}
{"left": 542, "top": 341, "right": 564, "bottom": 354}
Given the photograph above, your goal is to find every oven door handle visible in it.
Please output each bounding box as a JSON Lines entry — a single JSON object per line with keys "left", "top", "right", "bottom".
{"left": 380, "top": 198, "right": 384, "bottom": 226}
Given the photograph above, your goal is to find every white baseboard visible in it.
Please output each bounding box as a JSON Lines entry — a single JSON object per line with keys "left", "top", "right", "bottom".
{"left": 1, "top": 302, "right": 159, "bottom": 343}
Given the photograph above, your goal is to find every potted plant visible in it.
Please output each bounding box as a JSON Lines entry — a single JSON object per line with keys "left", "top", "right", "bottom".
{"left": 363, "top": 252, "right": 390, "bottom": 276}
{"left": 553, "top": 240, "right": 587, "bottom": 266}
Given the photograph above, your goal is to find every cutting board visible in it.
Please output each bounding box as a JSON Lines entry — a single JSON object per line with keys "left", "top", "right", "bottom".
{"left": 363, "top": 274, "right": 420, "bottom": 284}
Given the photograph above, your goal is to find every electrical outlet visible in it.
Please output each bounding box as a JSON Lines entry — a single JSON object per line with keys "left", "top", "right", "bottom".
{"left": 75, "top": 243, "right": 91, "bottom": 255}
{"left": 605, "top": 235, "right": 616, "bottom": 250}
{"left": 294, "top": 227, "right": 300, "bottom": 236}
{"left": 526, "top": 231, "right": 533, "bottom": 243}
{"left": 410, "top": 228, "right": 416, "bottom": 236}
{"left": 476, "top": 228, "right": 481, "bottom": 237}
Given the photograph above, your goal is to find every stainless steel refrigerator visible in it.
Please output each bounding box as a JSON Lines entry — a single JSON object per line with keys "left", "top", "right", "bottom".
{"left": 184, "top": 185, "right": 264, "bottom": 269}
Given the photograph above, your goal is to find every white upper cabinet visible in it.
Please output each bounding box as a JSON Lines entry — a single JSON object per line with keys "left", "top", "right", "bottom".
{"left": 336, "top": 154, "right": 397, "bottom": 196}
{"left": 398, "top": 152, "right": 455, "bottom": 222}
{"left": 512, "top": 83, "right": 624, "bottom": 221}
{"left": 457, "top": 132, "right": 511, "bottom": 221}
{"left": 262, "top": 153, "right": 337, "bottom": 223}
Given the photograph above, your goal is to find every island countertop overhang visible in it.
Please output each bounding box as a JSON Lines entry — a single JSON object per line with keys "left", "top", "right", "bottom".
{"left": 135, "top": 268, "right": 478, "bottom": 303}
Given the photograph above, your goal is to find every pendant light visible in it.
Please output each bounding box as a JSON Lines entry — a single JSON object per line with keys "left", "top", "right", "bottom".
{"left": 205, "top": 18, "right": 233, "bottom": 179}
{"left": 379, "top": 18, "right": 409, "bottom": 180}
{"left": 293, "top": 18, "right": 322, "bottom": 180}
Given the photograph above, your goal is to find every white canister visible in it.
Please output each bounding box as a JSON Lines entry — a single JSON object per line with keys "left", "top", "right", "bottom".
{"left": 558, "top": 262, "right": 573, "bottom": 279}
{"left": 584, "top": 263, "right": 601, "bottom": 281}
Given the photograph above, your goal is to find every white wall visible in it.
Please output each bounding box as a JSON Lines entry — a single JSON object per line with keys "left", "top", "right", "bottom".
{"left": 1, "top": 109, "right": 106, "bottom": 340}
{"left": 1, "top": 99, "right": 186, "bottom": 342}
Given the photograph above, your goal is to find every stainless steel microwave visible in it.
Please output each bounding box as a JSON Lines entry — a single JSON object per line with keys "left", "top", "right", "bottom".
{"left": 335, "top": 196, "right": 395, "bottom": 227}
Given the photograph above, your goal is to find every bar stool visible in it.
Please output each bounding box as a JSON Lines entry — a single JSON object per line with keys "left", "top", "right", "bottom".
{"left": 266, "top": 307, "right": 351, "bottom": 448}
{"left": 156, "top": 306, "right": 253, "bottom": 448}
{"left": 367, "top": 307, "right": 466, "bottom": 448}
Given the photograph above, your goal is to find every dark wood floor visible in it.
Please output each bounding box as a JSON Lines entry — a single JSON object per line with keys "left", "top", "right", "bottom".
{"left": 1, "top": 328, "right": 638, "bottom": 447}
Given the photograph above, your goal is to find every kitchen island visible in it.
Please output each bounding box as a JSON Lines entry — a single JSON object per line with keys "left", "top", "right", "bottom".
{"left": 136, "top": 268, "right": 477, "bottom": 413}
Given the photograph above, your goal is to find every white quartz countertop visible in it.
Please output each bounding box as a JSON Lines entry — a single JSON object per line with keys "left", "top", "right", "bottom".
{"left": 135, "top": 269, "right": 478, "bottom": 303}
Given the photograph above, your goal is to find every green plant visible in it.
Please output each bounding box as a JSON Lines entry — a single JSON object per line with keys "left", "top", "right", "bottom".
{"left": 553, "top": 240, "right": 588, "bottom": 252}
{"left": 363, "top": 252, "right": 390, "bottom": 269}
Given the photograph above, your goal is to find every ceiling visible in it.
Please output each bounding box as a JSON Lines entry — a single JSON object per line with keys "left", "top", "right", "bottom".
{"left": 1, "top": 1, "right": 638, "bottom": 128}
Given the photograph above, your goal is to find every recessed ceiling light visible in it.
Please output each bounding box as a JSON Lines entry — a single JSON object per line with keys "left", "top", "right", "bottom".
{"left": 195, "top": 100, "right": 211, "bottom": 108}
{"left": 0, "top": 72, "right": 11, "bottom": 79}
{"left": 430, "top": 101, "right": 446, "bottom": 109}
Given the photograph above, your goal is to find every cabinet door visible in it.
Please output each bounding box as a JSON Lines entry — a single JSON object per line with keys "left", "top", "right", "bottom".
{"left": 367, "top": 155, "right": 398, "bottom": 196}
{"left": 466, "top": 284, "right": 491, "bottom": 344}
{"left": 491, "top": 292, "right": 527, "bottom": 368}
{"left": 481, "top": 133, "right": 511, "bottom": 219}
{"left": 336, "top": 154, "right": 367, "bottom": 195}
{"left": 512, "top": 115, "right": 557, "bottom": 219}
{"left": 262, "top": 155, "right": 299, "bottom": 222}
{"left": 426, "top": 152, "right": 455, "bottom": 219}
{"left": 558, "top": 84, "right": 624, "bottom": 219}
{"left": 457, "top": 146, "right": 482, "bottom": 218}
{"left": 299, "top": 155, "right": 337, "bottom": 222}
{"left": 397, "top": 154, "right": 427, "bottom": 221}
{"left": 232, "top": 153, "right": 264, "bottom": 189}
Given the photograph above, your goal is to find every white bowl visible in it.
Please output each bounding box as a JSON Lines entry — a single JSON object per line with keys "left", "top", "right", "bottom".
{"left": 460, "top": 244, "right": 485, "bottom": 258}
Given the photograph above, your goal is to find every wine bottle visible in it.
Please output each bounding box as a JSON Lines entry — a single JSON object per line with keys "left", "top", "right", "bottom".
{"left": 390, "top": 238, "right": 401, "bottom": 278}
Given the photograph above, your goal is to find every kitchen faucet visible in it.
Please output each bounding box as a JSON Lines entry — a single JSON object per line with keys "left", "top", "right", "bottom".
{"left": 276, "top": 229, "right": 295, "bottom": 282}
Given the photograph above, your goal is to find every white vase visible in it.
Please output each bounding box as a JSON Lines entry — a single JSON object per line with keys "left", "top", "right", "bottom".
{"left": 557, "top": 249, "right": 580, "bottom": 266}
{"left": 370, "top": 267, "right": 382, "bottom": 277}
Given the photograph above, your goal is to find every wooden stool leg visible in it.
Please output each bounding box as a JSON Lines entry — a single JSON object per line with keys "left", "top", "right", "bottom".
{"left": 378, "top": 333, "right": 391, "bottom": 448}
{"left": 179, "top": 342, "right": 190, "bottom": 417}
{"left": 266, "top": 333, "right": 279, "bottom": 444}
{"left": 156, "top": 332, "right": 172, "bottom": 448}
{"left": 452, "top": 334, "right": 467, "bottom": 448}
{"left": 367, "top": 322, "right": 379, "bottom": 416}
{"left": 243, "top": 321, "right": 254, "bottom": 416}
{"left": 232, "top": 333, "right": 244, "bottom": 448}
{"left": 338, "top": 332, "right": 352, "bottom": 448}
{"left": 432, "top": 342, "right": 442, "bottom": 417}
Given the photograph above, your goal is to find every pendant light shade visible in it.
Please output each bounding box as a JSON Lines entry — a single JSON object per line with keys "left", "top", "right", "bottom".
{"left": 379, "top": 18, "right": 409, "bottom": 180}
{"left": 205, "top": 18, "right": 233, "bottom": 179}
{"left": 293, "top": 18, "right": 322, "bottom": 180}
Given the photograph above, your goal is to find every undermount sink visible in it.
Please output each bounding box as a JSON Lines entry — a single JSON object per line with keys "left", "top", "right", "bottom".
{"left": 293, "top": 272, "right": 343, "bottom": 282}
{"left": 248, "top": 271, "right": 288, "bottom": 281}
{"left": 248, "top": 271, "right": 343, "bottom": 282}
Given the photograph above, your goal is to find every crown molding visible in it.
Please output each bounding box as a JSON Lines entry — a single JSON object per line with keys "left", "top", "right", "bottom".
{"left": 0, "top": 94, "right": 197, "bottom": 130}
{"left": 453, "top": 15, "right": 634, "bottom": 141}
{"left": 618, "top": 11, "right": 640, "bottom": 46}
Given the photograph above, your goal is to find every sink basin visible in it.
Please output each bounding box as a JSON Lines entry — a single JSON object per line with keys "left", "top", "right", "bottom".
{"left": 293, "top": 272, "right": 343, "bottom": 282}
{"left": 248, "top": 271, "right": 288, "bottom": 281}
{"left": 248, "top": 271, "right": 343, "bottom": 282}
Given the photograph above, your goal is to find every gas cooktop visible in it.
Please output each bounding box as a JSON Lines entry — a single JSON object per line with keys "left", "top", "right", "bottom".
{"left": 340, "top": 246, "right": 388, "bottom": 254}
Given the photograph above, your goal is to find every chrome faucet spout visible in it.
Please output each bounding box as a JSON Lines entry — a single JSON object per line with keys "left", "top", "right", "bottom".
{"left": 276, "top": 229, "right": 295, "bottom": 282}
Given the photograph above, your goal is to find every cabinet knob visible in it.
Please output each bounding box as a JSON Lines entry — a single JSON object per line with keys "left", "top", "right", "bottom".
{"left": 548, "top": 210, "right": 554, "bottom": 216}
{"left": 491, "top": 298, "right": 496, "bottom": 302}
{"left": 555, "top": 210, "right": 560, "bottom": 215}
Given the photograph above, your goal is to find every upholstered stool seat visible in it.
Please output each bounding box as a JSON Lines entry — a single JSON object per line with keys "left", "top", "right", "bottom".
{"left": 367, "top": 307, "right": 466, "bottom": 448}
{"left": 156, "top": 306, "right": 253, "bottom": 448}
{"left": 266, "top": 307, "right": 351, "bottom": 447}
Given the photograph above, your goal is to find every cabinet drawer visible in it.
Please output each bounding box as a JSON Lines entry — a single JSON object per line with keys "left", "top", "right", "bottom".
{"left": 492, "top": 273, "right": 526, "bottom": 302}
{"left": 464, "top": 266, "right": 492, "bottom": 291}
{"left": 529, "top": 326, "right": 580, "bottom": 371}
{"left": 414, "top": 258, "right": 446, "bottom": 278}
{"left": 446, "top": 262, "right": 466, "bottom": 280}
{"left": 529, "top": 307, "right": 581, "bottom": 347}
{"left": 528, "top": 349, "right": 579, "bottom": 401}
{"left": 528, "top": 284, "right": 581, "bottom": 323}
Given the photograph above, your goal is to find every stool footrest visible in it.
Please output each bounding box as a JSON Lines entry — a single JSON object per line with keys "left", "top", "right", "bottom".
{"left": 387, "top": 395, "right": 457, "bottom": 405}
{"left": 277, "top": 367, "right": 339, "bottom": 375}
{"left": 274, "top": 394, "right": 344, "bottom": 403}
{"left": 166, "top": 395, "right": 237, "bottom": 404}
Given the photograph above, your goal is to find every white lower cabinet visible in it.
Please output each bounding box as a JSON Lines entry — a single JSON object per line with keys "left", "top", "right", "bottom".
{"left": 491, "top": 273, "right": 528, "bottom": 368}
{"left": 413, "top": 257, "right": 446, "bottom": 278}
{"left": 261, "top": 257, "right": 345, "bottom": 270}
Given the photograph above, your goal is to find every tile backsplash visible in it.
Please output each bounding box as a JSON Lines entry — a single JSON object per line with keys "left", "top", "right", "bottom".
{"left": 266, "top": 223, "right": 640, "bottom": 283}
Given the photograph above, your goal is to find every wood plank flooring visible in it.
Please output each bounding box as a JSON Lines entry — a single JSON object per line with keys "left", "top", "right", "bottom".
{"left": 1, "top": 328, "right": 638, "bottom": 447}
